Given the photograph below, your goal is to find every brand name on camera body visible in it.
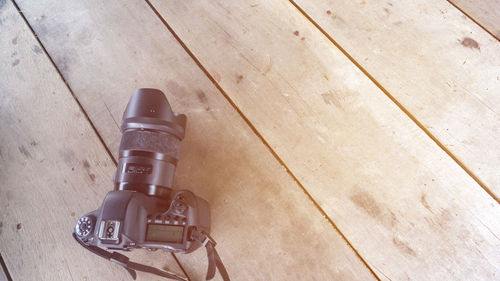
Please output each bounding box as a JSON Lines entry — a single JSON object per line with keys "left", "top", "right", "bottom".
{"left": 125, "top": 163, "right": 153, "bottom": 174}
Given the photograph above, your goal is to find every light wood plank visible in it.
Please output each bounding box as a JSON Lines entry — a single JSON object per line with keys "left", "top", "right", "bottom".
{"left": 450, "top": 0, "right": 500, "bottom": 39}
{"left": 293, "top": 0, "right": 500, "bottom": 197}
{"left": 0, "top": 1, "right": 183, "bottom": 280}
{"left": 149, "top": 0, "right": 500, "bottom": 280}
{"left": 14, "top": 0, "right": 375, "bottom": 280}
{"left": 0, "top": 257, "right": 8, "bottom": 281}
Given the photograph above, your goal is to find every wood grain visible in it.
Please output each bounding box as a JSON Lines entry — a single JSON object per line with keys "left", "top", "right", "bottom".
{"left": 292, "top": 0, "right": 500, "bottom": 197}
{"left": 0, "top": 257, "right": 8, "bottom": 281}
{"left": 450, "top": 0, "right": 500, "bottom": 39}
{"left": 0, "top": 1, "right": 183, "bottom": 280}
{"left": 149, "top": 0, "right": 500, "bottom": 280}
{"left": 13, "top": 0, "right": 375, "bottom": 280}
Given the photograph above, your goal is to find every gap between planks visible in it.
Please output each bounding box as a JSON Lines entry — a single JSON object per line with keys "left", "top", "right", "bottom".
{"left": 0, "top": 254, "right": 13, "bottom": 281}
{"left": 144, "top": 0, "right": 381, "bottom": 279}
{"left": 9, "top": 0, "right": 192, "bottom": 278}
{"left": 288, "top": 0, "right": 499, "bottom": 204}
{"left": 445, "top": 0, "right": 500, "bottom": 42}
{"left": 10, "top": 0, "right": 117, "bottom": 167}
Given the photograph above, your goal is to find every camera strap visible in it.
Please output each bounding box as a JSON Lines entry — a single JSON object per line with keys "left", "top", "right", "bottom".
{"left": 190, "top": 229, "right": 230, "bottom": 281}
{"left": 72, "top": 233, "right": 188, "bottom": 281}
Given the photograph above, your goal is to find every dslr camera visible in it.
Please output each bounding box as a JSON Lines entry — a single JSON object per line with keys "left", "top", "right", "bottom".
{"left": 73, "top": 89, "right": 229, "bottom": 281}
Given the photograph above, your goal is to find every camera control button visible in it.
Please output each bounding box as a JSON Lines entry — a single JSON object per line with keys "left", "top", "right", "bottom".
{"left": 173, "top": 201, "right": 187, "bottom": 214}
{"left": 154, "top": 215, "right": 162, "bottom": 223}
{"left": 75, "top": 216, "right": 94, "bottom": 238}
{"left": 173, "top": 216, "right": 180, "bottom": 224}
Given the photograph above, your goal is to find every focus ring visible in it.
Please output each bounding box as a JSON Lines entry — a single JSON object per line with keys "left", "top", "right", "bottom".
{"left": 119, "top": 130, "right": 181, "bottom": 160}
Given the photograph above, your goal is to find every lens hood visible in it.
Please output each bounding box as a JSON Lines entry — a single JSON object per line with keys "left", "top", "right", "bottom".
{"left": 122, "top": 88, "right": 187, "bottom": 139}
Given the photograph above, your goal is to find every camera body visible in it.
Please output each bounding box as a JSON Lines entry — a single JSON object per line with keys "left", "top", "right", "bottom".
{"left": 74, "top": 88, "right": 209, "bottom": 254}
{"left": 75, "top": 189, "right": 210, "bottom": 253}
{"left": 73, "top": 89, "right": 229, "bottom": 280}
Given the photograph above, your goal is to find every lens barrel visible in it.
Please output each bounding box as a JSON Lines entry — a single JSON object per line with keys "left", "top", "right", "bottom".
{"left": 114, "top": 89, "right": 187, "bottom": 199}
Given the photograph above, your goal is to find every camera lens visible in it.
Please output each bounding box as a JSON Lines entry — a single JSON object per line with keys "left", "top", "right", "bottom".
{"left": 114, "top": 89, "right": 187, "bottom": 199}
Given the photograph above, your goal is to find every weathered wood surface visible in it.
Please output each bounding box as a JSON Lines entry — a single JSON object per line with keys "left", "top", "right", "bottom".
{"left": 0, "top": 1, "right": 184, "bottom": 280}
{"left": 450, "top": 0, "right": 500, "bottom": 39}
{"left": 149, "top": 0, "right": 500, "bottom": 280}
{"left": 0, "top": 257, "right": 8, "bottom": 281}
{"left": 292, "top": 0, "right": 500, "bottom": 197}
{"left": 12, "top": 0, "right": 375, "bottom": 280}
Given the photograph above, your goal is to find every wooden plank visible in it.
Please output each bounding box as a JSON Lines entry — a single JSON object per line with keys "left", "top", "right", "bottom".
{"left": 148, "top": 0, "right": 500, "bottom": 280}
{"left": 14, "top": 0, "right": 375, "bottom": 280}
{"left": 0, "top": 255, "right": 9, "bottom": 281}
{"left": 0, "top": 1, "right": 184, "bottom": 280}
{"left": 450, "top": 0, "right": 500, "bottom": 39}
{"left": 292, "top": 0, "right": 500, "bottom": 198}
{"left": 0, "top": 269, "right": 7, "bottom": 281}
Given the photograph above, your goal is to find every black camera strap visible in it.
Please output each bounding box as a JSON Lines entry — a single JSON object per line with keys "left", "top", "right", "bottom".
{"left": 72, "top": 233, "right": 188, "bottom": 281}
{"left": 190, "top": 229, "right": 230, "bottom": 281}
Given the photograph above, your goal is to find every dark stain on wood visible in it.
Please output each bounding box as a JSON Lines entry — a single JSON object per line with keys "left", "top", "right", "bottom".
{"left": 392, "top": 237, "right": 416, "bottom": 256}
{"left": 60, "top": 148, "right": 75, "bottom": 165}
{"left": 389, "top": 211, "right": 398, "bottom": 227}
{"left": 0, "top": 221, "right": 2, "bottom": 235}
{"left": 461, "top": 37, "right": 480, "bottom": 50}
{"left": 350, "top": 190, "right": 382, "bottom": 218}
{"left": 18, "top": 145, "right": 32, "bottom": 158}
{"left": 236, "top": 74, "right": 244, "bottom": 83}
{"left": 293, "top": 30, "right": 299, "bottom": 36}
{"left": 321, "top": 92, "right": 342, "bottom": 108}
{"left": 71, "top": 212, "right": 75, "bottom": 217}
{"left": 54, "top": 56, "right": 70, "bottom": 75}
{"left": 263, "top": 57, "right": 273, "bottom": 75}
{"left": 196, "top": 90, "right": 208, "bottom": 103}
{"left": 165, "top": 81, "right": 189, "bottom": 104}
{"left": 437, "top": 209, "right": 452, "bottom": 230}
{"left": 326, "top": 10, "right": 332, "bottom": 15}
{"left": 328, "top": 12, "right": 347, "bottom": 24}
{"left": 11, "top": 36, "right": 17, "bottom": 45}
{"left": 82, "top": 160, "right": 95, "bottom": 181}
{"left": 424, "top": 208, "right": 454, "bottom": 233}
{"left": 30, "top": 140, "right": 39, "bottom": 146}
{"left": 12, "top": 59, "right": 20, "bottom": 67}
{"left": 16, "top": 223, "right": 22, "bottom": 230}
{"left": 33, "top": 45, "right": 43, "bottom": 54}
{"left": 384, "top": 8, "right": 390, "bottom": 14}
{"left": 196, "top": 90, "right": 211, "bottom": 111}
{"left": 421, "top": 193, "right": 432, "bottom": 212}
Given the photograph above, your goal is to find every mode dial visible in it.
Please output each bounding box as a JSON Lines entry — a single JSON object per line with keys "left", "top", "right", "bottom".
{"left": 75, "top": 216, "right": 94, "bottom": 238}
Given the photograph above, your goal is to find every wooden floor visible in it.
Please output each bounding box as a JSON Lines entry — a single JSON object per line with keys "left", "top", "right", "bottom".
{"left": 1, "top": 0, "right": 499, "bottom": 280}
